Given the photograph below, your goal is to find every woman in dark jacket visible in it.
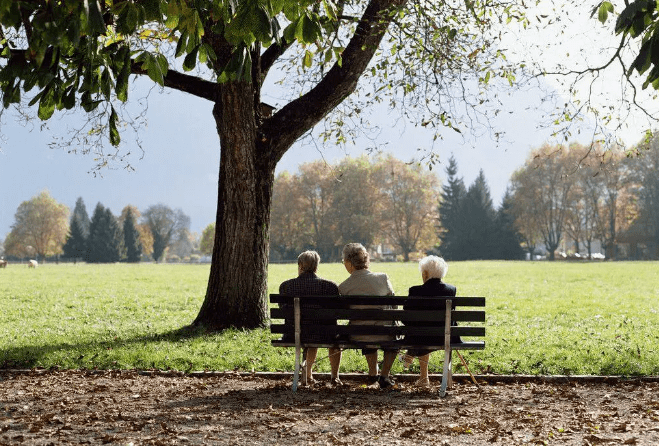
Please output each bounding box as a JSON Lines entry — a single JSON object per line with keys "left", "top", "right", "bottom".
{"left": 403, "top": 256, "right": 458, "bottom": 387}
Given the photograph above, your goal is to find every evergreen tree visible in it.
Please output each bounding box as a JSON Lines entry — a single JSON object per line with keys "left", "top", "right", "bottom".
{"left": 461, "top": 170, "right": 497, "bottom": 259}
{"left": 71, "top": 197, "right": 91, "bottom": 239}
{"left": 62, "top": 217, "right": 87, "bottom": 262}
{"left": 123, "top": 208, "right": 142, "bottom": 263}
{"left": 87, "top": 204, "right": 123, "bottom": 263}
{"left": 437, "top": 155, "right": 467, "bottom": 260}
{"left": 493, "top": 189, "right": 525, "bottom": 260}
{"left": 62, "top": 197, "right": 91, "bottom": 262}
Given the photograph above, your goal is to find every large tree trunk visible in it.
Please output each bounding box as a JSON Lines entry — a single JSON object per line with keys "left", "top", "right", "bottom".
{"left": 193, "top": 83, "right": 274, "bottom": 330}
{"left": 191, "top": 0, "right": 404, "bottom": 330}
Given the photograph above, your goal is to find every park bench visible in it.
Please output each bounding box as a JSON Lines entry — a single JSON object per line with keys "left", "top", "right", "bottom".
{"left": 270, "top": 294, "right": 485, "bottom": 397}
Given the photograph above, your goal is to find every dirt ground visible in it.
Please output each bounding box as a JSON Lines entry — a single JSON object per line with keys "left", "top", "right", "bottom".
{"left": 1, "top": 370, "right": 658, "bottom": 445}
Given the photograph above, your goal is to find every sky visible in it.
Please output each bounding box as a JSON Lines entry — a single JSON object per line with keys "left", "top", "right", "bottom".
{"left": 0, "top": 2, "right": 656, "bottom": 242}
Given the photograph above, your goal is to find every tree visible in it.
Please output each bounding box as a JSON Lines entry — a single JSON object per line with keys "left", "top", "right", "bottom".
{"left": 329, "top": 157, "right": 381, "bottom": 253}
{"left": 87, "top": 204, "right": 124, "bottom": 263}
{"left": 437, "top": 155, "right": 467, "bottom": 260}
{"left": 119, "top": 206, "right": 154, "bottom": 261}
{"left": 5, "top": 191, "right": 69, "bottom": 260}
{"left": 199, "top": 223, "right": 215, "bottom": 257}
{"left": 71, "top": 197, "right": 91, "bottom": 239}
{"left": 511, "top": 144, "right": 575, "bottom": 260}
{"left": 0, "top": 0, "right": 525, "bottom": 329}
{"left": 493, "top": 189, "right": 525, "bottom": 260}
{"left": 628, "top": 133, "right": 659, "bottom": 258}
{"left": 62, "top": 197, "right": 90, "bottom": 261}
{"left": 375, "top": 155, "right": 439, "bottom": 261}
{"left": 297, "top": 161, "right": 339, "bottom": 261}
{"left": 461, "top": 170, "right": 497, "bottom": 259}
{"left": 170, "top": 228, "right": 195, "bottom": 260}
{"left": 122, "top": 207, "right": 142, "bottom": 263}
{"left": 142, "top": 204, "right": 189, "bottom": 262}
{"left": 270, "top": 171, "right": 308, "bottom": 261}
{"left": 62, "top": 216, "right": 87, "bottom": 262}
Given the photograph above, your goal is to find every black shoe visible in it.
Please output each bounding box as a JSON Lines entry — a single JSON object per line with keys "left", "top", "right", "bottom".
{"left": 378, "top": 375, "right": 395, "bottom": 389}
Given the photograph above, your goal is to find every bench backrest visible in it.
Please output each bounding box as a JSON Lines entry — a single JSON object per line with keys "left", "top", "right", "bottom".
{"left": 269, "top": 294, "right": 485, "bottom": 347}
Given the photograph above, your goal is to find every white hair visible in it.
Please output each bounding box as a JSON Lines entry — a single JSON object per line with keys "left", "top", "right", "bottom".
{"left": 418, "top": 255, "right": 448, "bottom": 279}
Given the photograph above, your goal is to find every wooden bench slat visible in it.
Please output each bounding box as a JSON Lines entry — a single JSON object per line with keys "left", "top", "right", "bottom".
{"left": 269, "top": 294, "right": 485, "bottom": 307}
{"left": 270, "top": 340, "right": 485, "bottom": 350}
{"left": 269, "top": 324, "right": 485, "bottom": 337}
{"left": 270, "top": 308, "right": 486, "bottom": 323}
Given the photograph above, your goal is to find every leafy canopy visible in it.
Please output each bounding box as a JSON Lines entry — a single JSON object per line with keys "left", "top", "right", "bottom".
{"left": 0, "top": 0, "right": 334, "bottom": 144}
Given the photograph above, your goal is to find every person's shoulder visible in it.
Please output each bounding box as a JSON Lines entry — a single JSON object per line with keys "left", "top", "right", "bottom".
{"left": 317, "top": 277, "right": 339, "bottom": 291}
{"left": 408, "top": 284, "right": 424, "bottom": 295}
{"left": 278, "top": 277, "right": 297, "bottom": 294}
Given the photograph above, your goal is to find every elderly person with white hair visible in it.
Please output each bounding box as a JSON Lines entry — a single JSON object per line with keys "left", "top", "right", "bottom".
{"left": 279, "top": 250, "right": 343, "bottom": 386}
{"left": 403, "top": 255, "right": 460, "bottom": 387}
{"left": 339, "top": 243, "right": 398, "bottom": 389}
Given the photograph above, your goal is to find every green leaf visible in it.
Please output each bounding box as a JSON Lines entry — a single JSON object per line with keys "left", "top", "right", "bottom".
{"left": 61, "top": 86, "right": 77, "bottom": 110}
{"left": 83, "top": 0, "right": 106, "bottom": 35}
{"left": 38, "top": 88, "right": 56, "bottom": 120}
{"left": 296, "top": 13, "right": 321, "bottom": 44}
{"left": 141, "top": 52, "right": 167, "bottom": 86}
{"left": 109, "top": 106, "right": 120, "bottom": 146}
{"left": 303, "top": 49, "right": 313, "bottom": 68}
{"left": 115, "top": 46, "right": 131, "bottom": 102}
{"left": 183, "top": 46, "right": 199, "bottom": 71}
{"left": 322, "top": 0, "right": 338, "bottom": 21}
{"left": 597, "top": 1, "right": 614, "bottom": 24}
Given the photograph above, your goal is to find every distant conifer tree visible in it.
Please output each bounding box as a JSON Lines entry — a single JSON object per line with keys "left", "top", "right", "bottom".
{"left": 123, "top": 208, "right": 142, "bottom": 263}
{"left": 87, "top": 204, "right": 123, "bottom": 263}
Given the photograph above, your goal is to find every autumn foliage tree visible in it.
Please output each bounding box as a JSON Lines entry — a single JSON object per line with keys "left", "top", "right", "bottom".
{"left": 374, "top": 155, "right": 439, "bottom": 261}
{"left": 5, "top": 191, "right": 69, "bottom": 260}
{"left": 270, "top": 155, "right": 440, "bottom": 261}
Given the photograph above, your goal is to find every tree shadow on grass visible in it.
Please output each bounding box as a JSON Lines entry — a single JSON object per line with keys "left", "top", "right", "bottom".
{"left": 0, "top": 324, "right": 232, "bottom": 369}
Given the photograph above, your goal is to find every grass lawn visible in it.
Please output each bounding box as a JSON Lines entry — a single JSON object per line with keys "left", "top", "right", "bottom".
{"left": 1, "top": 261, "right": 658, "bottom": 376}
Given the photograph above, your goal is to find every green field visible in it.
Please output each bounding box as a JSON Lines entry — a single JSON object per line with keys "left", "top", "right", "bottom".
{"left": 1, "top": 261, "right": 658, "bottom": 376}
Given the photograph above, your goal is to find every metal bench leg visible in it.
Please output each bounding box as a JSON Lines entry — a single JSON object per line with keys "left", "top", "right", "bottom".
{"left": 292, "top": 298, "right": 301, "bottom": 392}
{"left": 440, "top": 347, "right": 451, "bottom": 397}
{"left": 440, "top": 299, "right": 453, "bottom": 398}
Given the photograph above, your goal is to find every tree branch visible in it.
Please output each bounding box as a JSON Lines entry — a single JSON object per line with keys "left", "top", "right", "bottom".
{"left": 260, "top": 40, "right": 293, "bottom": 81}
{"left": 262, "top": 0, "right": 405, "bottom": 161}
{"left": 131, "top": 63, "right": 220, "bottom": 102}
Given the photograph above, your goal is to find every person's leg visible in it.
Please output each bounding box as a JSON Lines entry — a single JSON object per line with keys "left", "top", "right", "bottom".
{"left": 365, "top": 352, "right": 379, "bottom": 377}
{"left": 381, "top": 350, "right": 397, "bottom": 377}
{"left": 415, "top": 353, "right": 431, "bottom": 387}
{"left": 403, "top": 352, "right": 415, "bottom": 369}
{"left": 328, "top": 347, "right": 342, "bottom": 384}
{"left": 304, "top": 347, "right": 318, "bottom": 382}
{"left": 377, "top": 350, "right": 398, "bottom": 389}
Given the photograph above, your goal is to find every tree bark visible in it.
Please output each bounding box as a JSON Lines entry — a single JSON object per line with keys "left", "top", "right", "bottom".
{"left": 193, "top": 82, "right": 274, "bottom": 329}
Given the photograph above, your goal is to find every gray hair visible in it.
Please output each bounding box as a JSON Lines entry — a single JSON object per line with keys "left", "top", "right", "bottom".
{"left": 342, "top": 243, "right": 369, "bottom": 270}
{"left": 298, "top": 250, "right": 321, "bottom": 273}
{"left": 419, "top": 255, "right": 448, "bottom": 280}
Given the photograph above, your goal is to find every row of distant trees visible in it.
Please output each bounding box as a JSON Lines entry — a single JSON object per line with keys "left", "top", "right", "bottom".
{"left": 248, "top": 154, "right": 524, "bottom": 262}
{"left": 3, "top": 195, "right": 193, "bottom": 263}
{"left": 510, "top": 138, "right": 659, "bottom": 260}
{"left": 265, "top": 155, "right": 441, "bottom": 262}
{"left": 5, "top": 139, "right": 658, "bottom": 264}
